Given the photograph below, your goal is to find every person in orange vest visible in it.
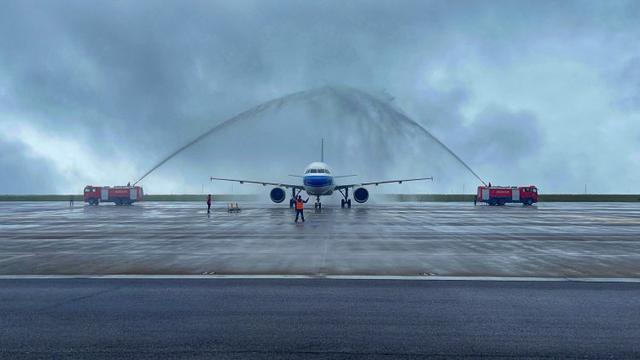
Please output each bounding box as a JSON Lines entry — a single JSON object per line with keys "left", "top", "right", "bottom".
{"left": 294, "top": 195, "right": 309, "bottom": 223}
{"left": 207, "top": 194, "right": 212, "bottom": 214}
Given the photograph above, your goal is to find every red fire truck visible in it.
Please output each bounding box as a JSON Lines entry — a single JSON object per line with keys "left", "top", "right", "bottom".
{"left": 475, "top": 185, "right": 538, "bottom": 206}
{"left": 83, "top": 185, "right": 144, "bottom": 205}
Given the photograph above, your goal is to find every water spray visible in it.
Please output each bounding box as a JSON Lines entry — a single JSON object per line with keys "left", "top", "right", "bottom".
{"left": 133, "top": 86, "right": 486, "bottom": 187}
{"left": 133, "top": 89, "right": 310, "bottom": 185}
{"left": 369, "top": 97, "right": 487, "bottom": 186}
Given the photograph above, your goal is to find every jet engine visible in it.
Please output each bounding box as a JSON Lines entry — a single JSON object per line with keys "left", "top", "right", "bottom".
{"left": 353, "top": 187, "right": 369, "bottom": 203}
{"left": 270, "top": 187, "right": 286, "bottom": 203}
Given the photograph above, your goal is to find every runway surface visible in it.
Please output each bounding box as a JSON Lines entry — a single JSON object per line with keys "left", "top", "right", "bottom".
{"left": 1, "top": 201, "right": 640, "bottom": 276}
{"left": 1, "top": 278, "right": 639, "bottom": 359}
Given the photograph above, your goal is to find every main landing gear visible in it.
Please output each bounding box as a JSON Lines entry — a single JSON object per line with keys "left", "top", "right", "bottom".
{"left": 338, "top": 188, "right": 352, "bottom": 208}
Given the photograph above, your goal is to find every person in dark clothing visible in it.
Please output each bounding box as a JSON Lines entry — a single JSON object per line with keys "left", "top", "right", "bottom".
{"left": 207, "top": 194, "right": 212, "bottom": 214}
{"left": 294, "top": 195, "right": 309, "bottom": 223}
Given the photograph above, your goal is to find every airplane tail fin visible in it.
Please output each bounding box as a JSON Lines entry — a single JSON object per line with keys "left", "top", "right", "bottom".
{"left": 321, "top": 138, "right": 324, "bottom": 162}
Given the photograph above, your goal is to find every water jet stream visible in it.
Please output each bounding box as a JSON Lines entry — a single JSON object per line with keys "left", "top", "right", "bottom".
{"left": 364, "top": 91, "right": 487, "bottom": 186}
{"left": 133, "top": 89, "right": 308, "bottom": 185}
{"left": 133, "top": 87, "right": 486, "bottom": 186}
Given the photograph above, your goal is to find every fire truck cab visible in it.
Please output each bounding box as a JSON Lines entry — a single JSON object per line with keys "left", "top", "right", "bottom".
{"left": 475, "top": 185, "right": 538, "bottom": 206}
{"left": 84, "top": 185, "right": 144, "bottom": 205}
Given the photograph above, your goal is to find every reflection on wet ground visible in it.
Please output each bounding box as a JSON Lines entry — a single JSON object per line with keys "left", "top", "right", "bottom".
{"left": 1, "top": 201, "right": 639, "bottom": 276}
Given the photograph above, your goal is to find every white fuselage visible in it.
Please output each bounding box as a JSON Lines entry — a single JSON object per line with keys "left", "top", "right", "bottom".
{"left": 302, "top": 162, "right": 334, "bottom": 196}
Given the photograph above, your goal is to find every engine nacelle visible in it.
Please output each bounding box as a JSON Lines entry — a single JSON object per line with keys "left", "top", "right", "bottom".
{"left": 270, "top": 187, "right": 286, "bottom": 203}
{"left": 353, "top": 187, "right": 369, "bottom": 203}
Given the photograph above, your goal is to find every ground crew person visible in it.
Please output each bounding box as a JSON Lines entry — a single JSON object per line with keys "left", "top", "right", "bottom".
{"left": 207, "top": 194, "right": 212, "bottom": 214}
{"left": 294, "top": 195, "right": 309, "bottom": 223}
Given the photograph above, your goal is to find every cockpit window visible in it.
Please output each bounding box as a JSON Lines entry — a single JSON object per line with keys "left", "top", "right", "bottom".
{"left": 306, "top": 168, "right": 331, "bottom": 174}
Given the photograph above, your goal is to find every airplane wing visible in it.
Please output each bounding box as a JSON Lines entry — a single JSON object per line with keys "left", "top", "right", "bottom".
{"left": 334, "top": 177, "right": 433, "bottom": 190}
{"left": 210, "top": 177, "right": 303, "bottom": 190}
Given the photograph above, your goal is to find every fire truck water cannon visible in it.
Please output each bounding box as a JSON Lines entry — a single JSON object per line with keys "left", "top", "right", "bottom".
{"left": 83, "top": 185, "right": 144, "bottom": 205}
{"left": 475, "top": 185, "right": 538, "bottom": 206}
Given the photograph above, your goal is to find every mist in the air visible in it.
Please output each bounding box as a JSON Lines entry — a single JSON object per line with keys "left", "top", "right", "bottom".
{"left": 1, "top": 0, "right": 639, "bottom": 194}
{"left": 141, "top": 86, "right": 485, "bottom": 196}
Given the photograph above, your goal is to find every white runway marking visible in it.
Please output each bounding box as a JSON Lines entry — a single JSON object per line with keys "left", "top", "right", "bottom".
{"left": 0, "top": 254, "right": 33, "bottom": 264}
{"left": 0, "top": 274, "right": 639, "bottom": 282}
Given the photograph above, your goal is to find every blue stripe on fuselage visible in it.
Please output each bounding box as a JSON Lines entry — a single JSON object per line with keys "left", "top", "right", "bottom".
{"left": 303, "top": 175, "right": 333, "bottom": 188}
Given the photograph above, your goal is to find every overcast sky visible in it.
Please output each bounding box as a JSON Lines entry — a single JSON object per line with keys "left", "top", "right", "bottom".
{"left": 1, "top": 0, "right": 639, "bottom": 194}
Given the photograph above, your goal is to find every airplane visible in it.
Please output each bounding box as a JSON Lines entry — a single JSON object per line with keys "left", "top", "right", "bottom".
{"left": 210, "top": 140, "right": 433, "bottom": 209}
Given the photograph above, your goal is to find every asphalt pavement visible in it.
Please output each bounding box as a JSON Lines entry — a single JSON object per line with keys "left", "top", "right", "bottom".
{"left": 1, "top": 278, "right": 639, "bottom": 359}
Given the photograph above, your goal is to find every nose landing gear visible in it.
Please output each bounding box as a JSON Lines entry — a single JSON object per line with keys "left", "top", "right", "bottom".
{"left": 314, "top": 195, "right": 322, "bottom": 210}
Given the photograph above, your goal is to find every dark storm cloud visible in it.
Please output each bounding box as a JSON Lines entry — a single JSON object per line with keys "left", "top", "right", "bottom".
{"left": 405, "top": 84, "right": 544, "bottom": 183}
{"left": 464, "top": 107, "right": 542, "bottom": 163}
{"left": 1, "top": 0, "right": 639, "bottom": 193}
{"left": 0, "top": 138, "right": 58, "bottom": 194}
{"left": 613, "top": 56, "right": 640, "bottom": 111}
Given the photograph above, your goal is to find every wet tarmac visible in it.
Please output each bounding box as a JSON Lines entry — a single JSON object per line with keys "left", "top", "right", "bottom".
{"left": 1, "top": 201, "right": 640, "bottom": 277}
